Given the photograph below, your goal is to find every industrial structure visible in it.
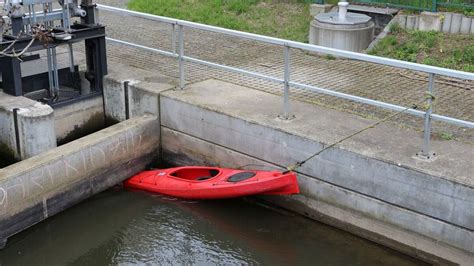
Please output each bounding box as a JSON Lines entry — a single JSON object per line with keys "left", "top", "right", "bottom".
{"left": 0, "top": 0, "right": 107, "bottom": 105}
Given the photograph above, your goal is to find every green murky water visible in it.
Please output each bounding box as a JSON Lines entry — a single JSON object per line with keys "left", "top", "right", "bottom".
{"left": 0, "top": 188, "right": 426, "bottom": 265}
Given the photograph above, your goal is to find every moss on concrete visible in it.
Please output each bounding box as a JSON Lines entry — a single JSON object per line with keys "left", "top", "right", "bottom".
{"left": 0, "top": 142, "right": 18, "bottom": 168}
{"left": 105, "top": 116, "right": 120, "bottom": 127}
{"left": 57, "top": 112, "right": 106, "bottom": 146}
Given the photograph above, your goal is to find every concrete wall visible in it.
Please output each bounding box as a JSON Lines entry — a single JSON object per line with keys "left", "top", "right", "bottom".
{"left": 103, "top": 63, "right": 176, "bottom": 123}
{"left": 162, "top": 128, "right": 470, "bottom": 265}
{"left": 0, "top": 92, "right": 56, "bottom": 160}
{"left": 0, "top": 63, "right": 170, "bottom": 248}
{"left": 103, "top": 79, "right": 173, "bottom": 122}
{"left": 0, "top": 114, "right": 160, "bottom": 247}
{"left": 397, "top": 12, "right": 473, "bottom": 34}
{"left": 158, "top": 79, "right": 474, "bottom": 265}
{"left": 1, "top": 67, "right": 472, "bottom": 265}
{"left": 54, "top": 95, "right": 105, "bottom": 144}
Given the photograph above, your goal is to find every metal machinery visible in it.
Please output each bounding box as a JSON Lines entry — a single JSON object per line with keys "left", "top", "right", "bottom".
{"left": 0, "top": 0, "right": 107, "bottom": 105}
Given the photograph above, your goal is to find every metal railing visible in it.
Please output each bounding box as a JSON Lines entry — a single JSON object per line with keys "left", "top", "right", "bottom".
{"left": 314, "top": 0, "right": 474, "bottom": 12}
{"left": 97, "top": 4, "right": 474, "bottom": 159}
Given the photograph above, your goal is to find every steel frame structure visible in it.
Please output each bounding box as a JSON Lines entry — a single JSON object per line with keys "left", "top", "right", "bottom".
{"left": 0, "top": 0, "right": 107, "bottom": 104}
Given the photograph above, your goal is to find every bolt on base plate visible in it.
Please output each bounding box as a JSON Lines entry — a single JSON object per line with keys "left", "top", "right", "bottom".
{"left": 413, "top": 151, "right": 438, "bottom": 162}
{"left": 277, "top": 114, "right": 296, "bottom": 121}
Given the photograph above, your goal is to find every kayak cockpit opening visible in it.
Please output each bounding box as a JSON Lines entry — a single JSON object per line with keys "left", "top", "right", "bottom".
{"left": 170, "top": 168, "right": 221, "bottom": 181}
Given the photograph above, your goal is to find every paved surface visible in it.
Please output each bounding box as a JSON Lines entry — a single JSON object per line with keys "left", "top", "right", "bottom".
{"left": 97, "top": 1, "right": 472, "bottom": 142}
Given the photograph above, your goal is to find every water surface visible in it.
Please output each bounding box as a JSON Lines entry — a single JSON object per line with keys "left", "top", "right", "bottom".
{"left": 0, "top": 188, "right": 425, "bottom": 265}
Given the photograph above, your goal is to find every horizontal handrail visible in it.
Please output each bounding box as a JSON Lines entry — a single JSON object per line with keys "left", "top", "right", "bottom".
{"left": 100, "top": 5, "right": 474, "bottom": 129}
{"left": 290, "top": 81, "right": 474, "bottom": 127}
{"left": 97, "top": 4, "right": 474, "bottom": 81}
{"left": 106, "top": 38, "right": 284, "bottom": 84}
{"left": 106, "top": 37, "right": 474, "bottom": 129}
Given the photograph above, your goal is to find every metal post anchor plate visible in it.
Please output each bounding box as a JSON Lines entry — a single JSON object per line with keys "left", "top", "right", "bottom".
{"left": 414, "top": 151, "right": 438, "bottom": 162}
{"left": 277, "top": 114, "right": 296, "bottom": 121}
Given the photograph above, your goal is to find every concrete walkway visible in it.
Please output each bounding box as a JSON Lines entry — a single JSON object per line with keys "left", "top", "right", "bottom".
{"left": 95, "top": 1, "right": 473, "bottom": 143}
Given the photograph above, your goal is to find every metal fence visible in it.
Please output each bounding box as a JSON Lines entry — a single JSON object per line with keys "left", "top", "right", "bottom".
{"left": 314, "top": 0, "right": 474, "bottom": 12}
{"left": 97, "top": 4, "right": 474, "bottom": 159}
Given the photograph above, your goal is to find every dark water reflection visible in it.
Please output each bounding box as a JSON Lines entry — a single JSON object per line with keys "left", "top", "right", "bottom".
{"left": 0, "top": 188, "right": 426, "bottom": 265}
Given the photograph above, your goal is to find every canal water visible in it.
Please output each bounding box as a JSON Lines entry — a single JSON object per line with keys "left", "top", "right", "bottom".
{"left": 0, "top": 187, "right": 425, "bottom": 265}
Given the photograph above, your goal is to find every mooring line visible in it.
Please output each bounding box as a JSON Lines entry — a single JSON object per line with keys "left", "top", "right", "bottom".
{"left": 284, "top": 92, "right": 436, "bottom": 174}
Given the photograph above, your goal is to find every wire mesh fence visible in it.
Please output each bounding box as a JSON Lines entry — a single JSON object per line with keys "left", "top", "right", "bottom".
{"left": 314, "top": 0, "right": 474, "bottom": 12}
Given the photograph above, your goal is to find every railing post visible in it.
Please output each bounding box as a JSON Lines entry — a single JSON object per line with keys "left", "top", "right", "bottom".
{"left": 279, "top": 45, "right": 294, "bottom": 120}
{"left": 178, "top": 24, "right": 185, "bottom": 89}
{"left": 171, "top": 23, "right": 176, "bottom": 54}
{"left": 417, "top": 73, "right": 436, "bottom": 161}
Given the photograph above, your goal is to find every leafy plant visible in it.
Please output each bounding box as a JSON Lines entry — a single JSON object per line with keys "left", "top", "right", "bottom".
{"left": 324, "top": 54, "right": 336, "bottom": 60}
{"left": 389, "top": 22, "right": 403, "bottom": 33}
{"left": 439, "top": 132, "right": 455, "bottom": 141}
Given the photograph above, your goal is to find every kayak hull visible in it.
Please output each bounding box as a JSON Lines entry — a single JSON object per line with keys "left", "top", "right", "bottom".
{"left": 124, "top": 166, "right": 299, "bottom": 200}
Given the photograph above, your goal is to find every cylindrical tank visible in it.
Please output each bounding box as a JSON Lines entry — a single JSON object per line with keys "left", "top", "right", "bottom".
{"left": 309, "top": 2, "right": 374, "bottom": 53}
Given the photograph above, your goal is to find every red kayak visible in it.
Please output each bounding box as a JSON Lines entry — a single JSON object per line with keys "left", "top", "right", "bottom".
{"left": 123, "top": 166, "right": 299, "bottom": 200}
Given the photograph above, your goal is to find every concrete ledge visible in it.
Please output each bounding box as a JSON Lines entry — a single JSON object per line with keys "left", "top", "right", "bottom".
{"left": 0, "top": 115, "right": 160, "bottom": 247}
{"left": 160, "top": 79, "right": 474, "bottom": 263}
{"left": 347, "top": 4, "right": 398, "bottom": 15}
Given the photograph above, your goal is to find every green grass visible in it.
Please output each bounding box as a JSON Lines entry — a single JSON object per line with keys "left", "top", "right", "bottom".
{"left": 369, "top": 29, "right": 474, "bottom": 72}
{"left": 439, "top": 132, "right": 455, "bottom": 141}
{"left": 128, "top": 0, "right": 312, "bottom": 43}
{"left": 324, "top": 54, "right": 336, "bottom": 60}
{"left": 388, "top": 22, "right": 403, "bottom": 34}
